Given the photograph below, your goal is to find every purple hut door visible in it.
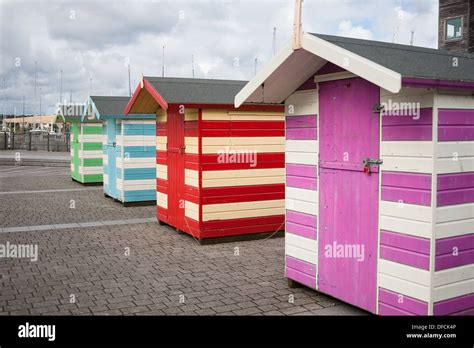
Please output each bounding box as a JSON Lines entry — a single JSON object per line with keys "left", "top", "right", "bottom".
{"left": 318, "top": 77, "right": 380, "bottom": 313}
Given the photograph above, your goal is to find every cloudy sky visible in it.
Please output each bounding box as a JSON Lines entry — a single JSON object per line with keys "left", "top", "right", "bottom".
{"left": 0, "top": 0, "right": 438, "bottom": 115}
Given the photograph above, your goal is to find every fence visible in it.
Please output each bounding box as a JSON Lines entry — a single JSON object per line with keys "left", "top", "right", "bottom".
{"left": 0, "top": 131, "right": 70, "bottom": 152}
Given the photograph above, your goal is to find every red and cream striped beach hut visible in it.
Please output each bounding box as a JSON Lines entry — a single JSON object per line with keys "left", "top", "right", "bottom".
{"left": 125, "top": 77, "right": 285, "bottom": 242}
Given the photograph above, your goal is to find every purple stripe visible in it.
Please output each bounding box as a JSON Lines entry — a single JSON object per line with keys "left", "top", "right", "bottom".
{"left": 438, "top": 172, "right": 474, "bottom": 191}
{"left": 437, "top": 188, "right": 474, "bottom": 206}
{"left": 286, "top": 256, "right": 316, "bottom": 276}
{"left": 381, "top": 186, "right": 431, "bottom": 206}
{"left": 286, "top": 128, "right": 318, "bottom": 140}
{"left": 435, "top": 249, "right": 474, "bottom": 271}
{"left": 378, "top": 288, "right": 428, "bottom": 315}
{"left": 378, "top": 302, "right": 416, "bottom": 316}
{"left": 286, "top": 176, "right": 317, "bottom": 190}
{"left": 380, "top": 230, "right": 430, "bottom": 255}
{"left": 403, "top": 77, "right": 474, "bottom": 90}
{"left": 286, "top": 164, "right": 317, "bottom": 178}
{"left": 452, "top": 308, "right": 474, "bottom": 316}
{"left": 380, "top": 245, "right": 430, "bottom": 270}
{"left": 433, "top": 293, "right": 474, "bottom": 315}
{"left": 286, "top": 222, "right": 317, "bottom": 240}
{"left": 286, "top": 210, "right": 317, "bottom": 228}
{"left": 382, "top": 125, "right": 432, "bottom": 141}
{"left": 436, "top": 234, "right": 474, "bottom": 255}
{"left": 438, "top": 109, "right": 474, "bottom": 125}
{"left": 439, "top": 126, "right": 474, "bottom": 141}
{"left": 382, "top": 108, "right": 432, "bottom": 126}
{"left": 382, "top": 172, "right": 432, "bottom": 190}
{"left": 285, "top": 267, "right": 316, "bottom": 289}
{"left": 286, "top": 115, "right": 317, "bottom": 128}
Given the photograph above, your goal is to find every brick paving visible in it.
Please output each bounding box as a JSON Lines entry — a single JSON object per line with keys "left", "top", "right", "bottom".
{"left": 0, "top": 165, "right": 366, "bottom": 316}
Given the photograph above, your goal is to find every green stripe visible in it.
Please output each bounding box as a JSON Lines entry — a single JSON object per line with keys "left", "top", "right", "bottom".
{"left": 82, "top": 174, "right": 103, "bottom": 183}
{"left": 82, "top": 158, "right": 103, "bottom": 167}
{"left": 82, "top": 125, "right": 102, "bottom": 134}
{"left": 82, "top": 142, "right": 102, "bottom": 151}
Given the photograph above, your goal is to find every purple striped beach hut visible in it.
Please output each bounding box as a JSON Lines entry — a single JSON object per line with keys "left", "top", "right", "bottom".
{"left": 234, "top": 0, "right": 474, "bottom": 315}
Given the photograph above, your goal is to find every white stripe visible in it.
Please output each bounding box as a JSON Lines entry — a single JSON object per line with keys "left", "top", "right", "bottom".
{"left": 437, "top": 142, "right": 474, "bottom": 158}
{"left": 116, "top": 178, "right": 155, "bottom": 190}
{"left": 157, "top": 164, "right": 168, "bottom": 180}
{"left": 379, "top": 215, "right": 432, "bottom": 239}
{"left": 433, "top": 264, "right": 474, "bottom": 287}
{"left": 436, "top": 219, "right": 474, "bottom": 239}
{"left": 79, "top": 150, "right": 102, "bottom": 158}
{"left": 286, "top": 140, "right": 318, "bottom": 153}
{"left": 285, "top": 90, "right": 318, "bottom": 115}
{"left": 286, "top": 152, "right": 318, "bottom": 165}
{"left": 381, "top": 157, "right": 433, "bottom": 173}
{"left": 380, "top": 201, "right": 432, "bottom": 223}
{"left": 378, "top": 273, "right": 430, "bottom": 302}
{"left": 185, "top": 201, "right": 199, "bottom": 220}
{"left": 286, "top": 198, "right": 318, "bottom": 216}
{"left": 79, "top": 166, "right": 102, "bottom": 175}
{"left": 378, "top": 259, "right": 431, "bottom": 287}
{"left": 157, "top": 192, "right": 168, "bottom": 209}
{"left": 436, "top": 203, "right": 474, "bottom": 223}
{"left": 433, "top": 278, "right": 474, "bottom": 302}
{"left": 286, "top": 187, "right": 318, "bottom": 204}
{"left": 437, "top": 157, "right": 474, "bottom": 174}
{"left": 286, "top": 233, "right": 318, "bottom": 264}
{"left": 78, "top": 134, "right": 102, "bottom": 143}
{"left": 381, "top": 141, "right": 433, "bottom": 158}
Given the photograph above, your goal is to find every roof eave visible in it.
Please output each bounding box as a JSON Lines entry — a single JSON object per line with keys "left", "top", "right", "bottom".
{"left": 124, "top": 78, "right": 168, "bottom": 115}
{"left": 235, "top": 33, "right": 403, "bottom": 107}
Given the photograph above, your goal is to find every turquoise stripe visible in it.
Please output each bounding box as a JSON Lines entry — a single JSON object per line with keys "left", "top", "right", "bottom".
{"left": 123, "top": 124, "right": 155, "bottom": 136}
{"left": 117, "top": 146, "right": 156, "bottom": 158}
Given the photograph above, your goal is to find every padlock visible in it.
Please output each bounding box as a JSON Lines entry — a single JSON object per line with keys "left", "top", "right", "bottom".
{"left": 363, "top": 165, "right": 371, "bottom": 174}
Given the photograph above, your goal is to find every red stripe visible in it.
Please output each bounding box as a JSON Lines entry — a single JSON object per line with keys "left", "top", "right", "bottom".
{"left": 201, "top": 152, "right": 284, "bottom": 170}
{"left": 185, "top": 153, "right": 199, "bottom": 163}
{"left": 201, "top": 215, "right": 285, "bottom": 239}
{"left": 202, "top": 161, "right": 283, "bottom": 171}
{"left": 173, "top": 103, "right": 283, "bottom": 112}
{"left": 185, "top": 120, "right": 198, "bottom": 137}
{"left": 185, "top": 184, "right": 200, "bottom": 198}
{"left": 202, "top": 191, "right": 284, "bottom": 204}
{"left": 202, "top": 120, "right": 284, "bottom": 129}
{"left": 156, "top": 150, "right": 167, "bottom": 164}
{"left": 202, "top": 183, "right": 284, "bottom": 197}
{"left": 185, "top": 161, "right": 199, "bottom": 171}
{"left": 157, "top": 179, "right": 168, "bottom": 193}
{"left": 202, "top": 129, "right": 284, "bottom": 137}
{"left": 157, "top": 207, "right": 168, "bottom": 222}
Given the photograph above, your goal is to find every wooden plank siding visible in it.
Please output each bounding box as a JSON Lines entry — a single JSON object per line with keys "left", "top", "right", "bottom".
{"left": 71, "top": 122, "right": 103, "bottom": 184}
{"left": 284, "top": 89, "right": 319, "bottom": 290}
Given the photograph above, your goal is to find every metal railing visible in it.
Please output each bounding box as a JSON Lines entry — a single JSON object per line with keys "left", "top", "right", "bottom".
{"left": 0, "top": 131, "right": 70, "bottom": 152}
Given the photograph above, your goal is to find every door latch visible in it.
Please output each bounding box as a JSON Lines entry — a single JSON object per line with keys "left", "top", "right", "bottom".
{"left": 362, "top": 158, "right": 383, "bottom": 174}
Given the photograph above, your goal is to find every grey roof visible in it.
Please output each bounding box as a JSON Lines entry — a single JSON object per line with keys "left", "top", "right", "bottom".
{"left": 311, "top": 33, "right": 474, "bottom": 83}
{"left": 90, "top": 96, "right": 130, "bottom": 116}
{"left": 144, "top": 77, "right": 248, "bottom": 105}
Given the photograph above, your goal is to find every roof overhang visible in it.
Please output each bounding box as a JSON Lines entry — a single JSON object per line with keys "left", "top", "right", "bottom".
{"left": 81, "top": 97, "right": 100, "bottom": 122}
{"left": 235, "top": 32, "right": 402, "bottom": 107}
{"left": 124, "top": 78, "right": 168, "bottom": 115}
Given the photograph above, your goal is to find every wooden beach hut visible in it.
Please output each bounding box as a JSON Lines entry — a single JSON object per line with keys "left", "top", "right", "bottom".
{"left": 235, "top": 1, "right": 474, "bottom": 315}
{"left": 125, "top": 77, "right": 285, "bottom": 242}
{"left": 57, "top": 103, "right": 103, "bottom": 184}
{"left": 83, "top": 96, "right": 156, "bottom": 205}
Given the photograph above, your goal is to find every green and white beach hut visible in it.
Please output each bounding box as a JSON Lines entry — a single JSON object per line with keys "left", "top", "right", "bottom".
{"left": 57, "top": 103, "right": 103, "bottom": 184}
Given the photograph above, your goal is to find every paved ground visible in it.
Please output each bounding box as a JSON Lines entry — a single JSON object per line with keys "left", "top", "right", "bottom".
{"left": 0, "top": 150, "right": 69, "bottom": 167}
{"left": 0, "top": 165, "right": 366, "bottom": 316}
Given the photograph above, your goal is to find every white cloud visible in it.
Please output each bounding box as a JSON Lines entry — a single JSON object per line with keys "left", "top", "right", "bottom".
{"left": 0, "top": 0, "right": 439, "bottom": 115}
{"left": 337, "top": 20, "right": 373, "bottom": 40}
